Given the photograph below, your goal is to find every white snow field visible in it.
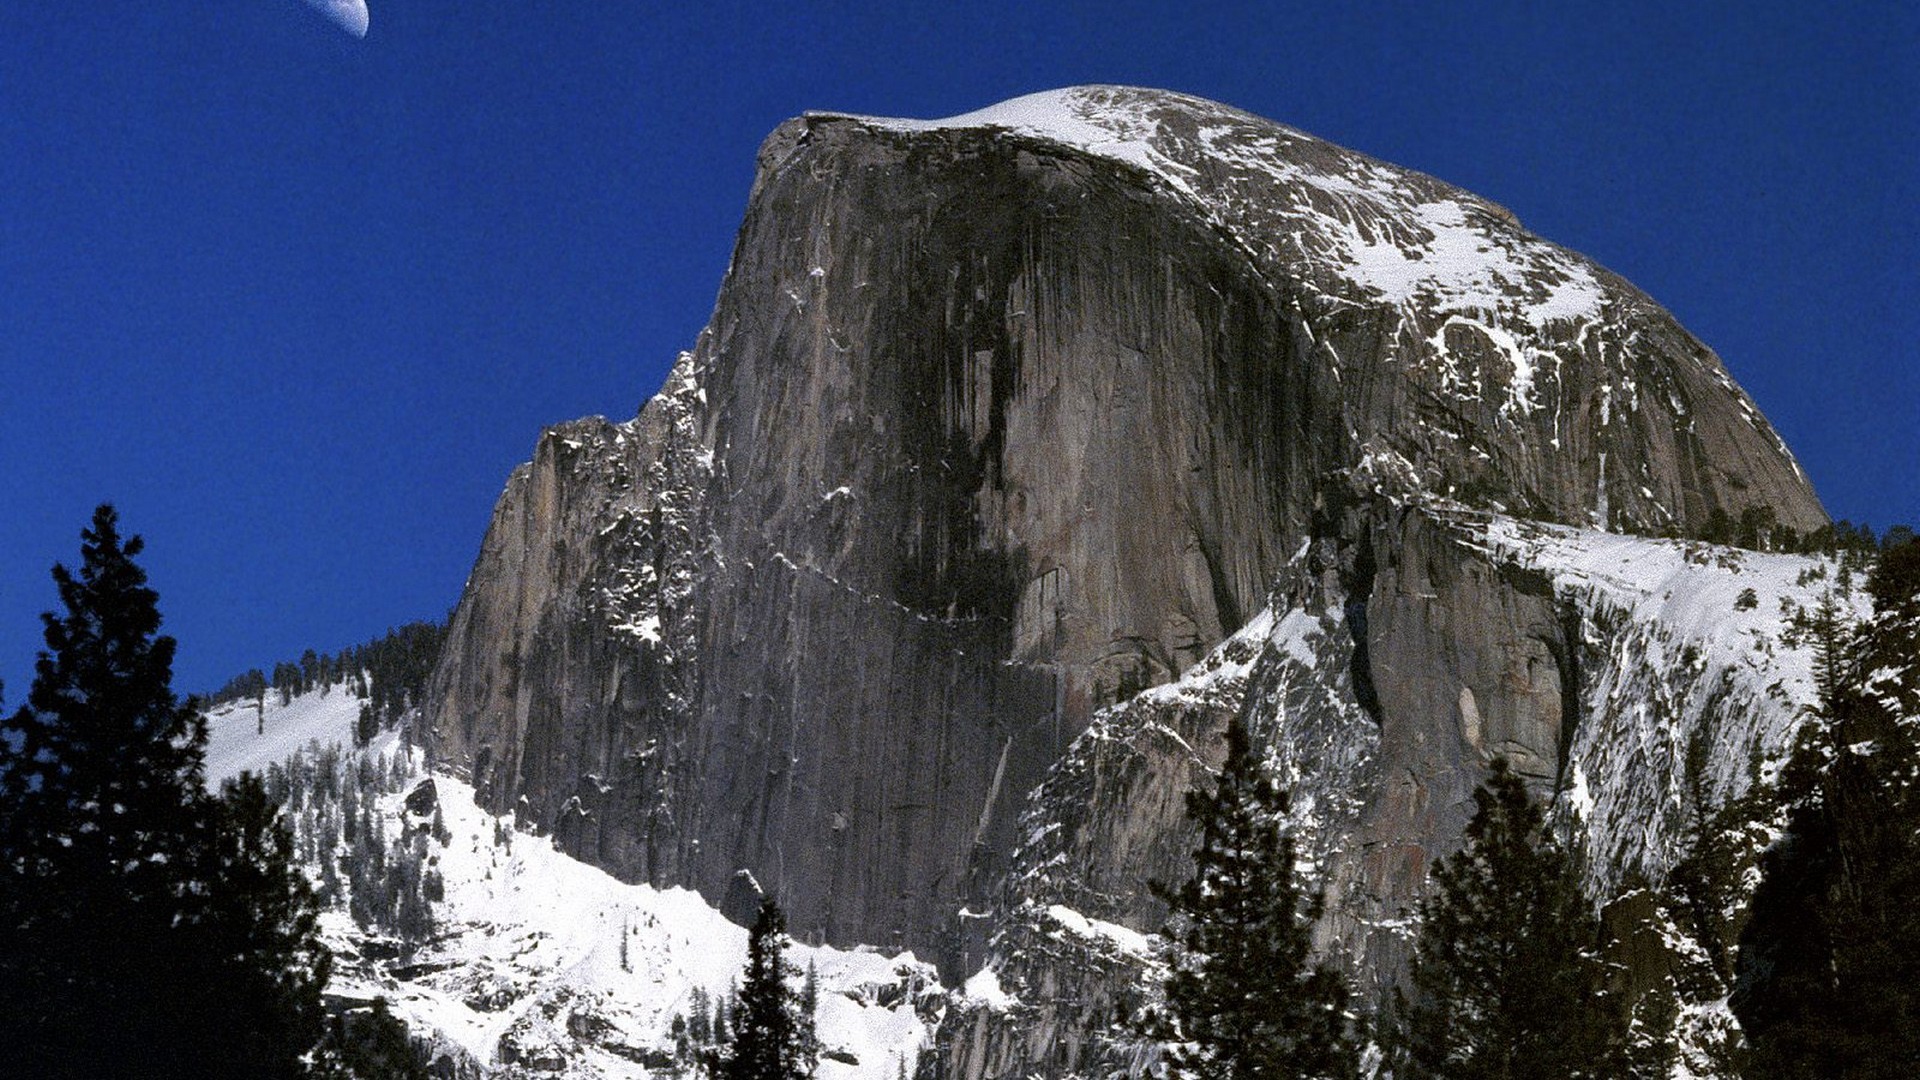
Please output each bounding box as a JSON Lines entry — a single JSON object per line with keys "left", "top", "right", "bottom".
{"left": 202, "top": 693, "right": 942, "bottom": 1079}
{"left": 203, "top": 686, "right": 362, "bottom": 788}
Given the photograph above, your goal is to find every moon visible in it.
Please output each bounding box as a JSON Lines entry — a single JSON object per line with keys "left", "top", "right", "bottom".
{"left": 300, "top": 0, "right": 369, "bottom": 38}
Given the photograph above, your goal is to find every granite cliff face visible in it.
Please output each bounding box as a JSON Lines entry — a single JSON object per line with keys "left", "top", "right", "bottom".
{"left": 944, "top": 505, "right": 1858, "bottom": 1078}
{"left": 421, "top": 85, "right": 1826, "bottom": 1038}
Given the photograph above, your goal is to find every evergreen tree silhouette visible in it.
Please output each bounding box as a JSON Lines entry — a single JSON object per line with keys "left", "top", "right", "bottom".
{"left": 717, "top": 898, "right": 817, "bottom": 1080}
{"left": 1146, "top": 717, "right": 1357, "bottom": 1080}
{"left": 0, "top": 505, "right": 331, "bottom": 1078}
{"left": 194, "top": 772, "right": 334, "bottom": 1076}
{"left": 1734, "top": 541, "right": 1920, "bottom": 1077}
{"left": 1393, "top": 757, "right": 1624, "bottom": 1079}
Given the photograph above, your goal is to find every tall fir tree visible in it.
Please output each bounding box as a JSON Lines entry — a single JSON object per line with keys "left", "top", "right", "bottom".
{"left": 0, "top": 505, "right": 214, "bottom": 1076}
{"left": 193, "top": 771, "right": 335, "bottom": 1076}
{"left": 799, "top": 959, "right": 822, "bottom": 1070}
{"left": 1392, "top": 757, "right": 1624, "bottom": 1080}
{"left": 0, "top": 505, "right": 332, "bottom": 1078}
{"left": 1146, "top": 717, "right": 1357, "bottom": 1080}
{"left": 717, "top": 898, "right": 817, "bottom": 1080}
{"left": 1733, "top": 541, "right": 1920, "bottom": 1077}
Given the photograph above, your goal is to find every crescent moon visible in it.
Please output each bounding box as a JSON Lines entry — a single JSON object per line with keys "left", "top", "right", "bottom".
{"left": 300, "top": 0, "right": 369, "bottom": 38}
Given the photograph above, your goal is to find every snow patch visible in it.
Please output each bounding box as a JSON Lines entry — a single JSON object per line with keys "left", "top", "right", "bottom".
{"left": 279, "top": 745, "right": 939, "bottom": 1079}
{"left": 203, "top": 686, "right": 362, "bottom": 787}
{"left": 823, "top": 86, "right": 1607, "bottom": 332}
{"left": 1043, "top": 903, "right": 1154, "bottom": 959}
{"left": 959, "top": 965, "right": 1016, "bottom": 1012}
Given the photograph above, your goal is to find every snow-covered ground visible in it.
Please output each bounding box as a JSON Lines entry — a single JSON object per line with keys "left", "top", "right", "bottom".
{"left": 1469, "top": 514, "right": 1873, "bottom": 887}
{"left": 334, "top": 767, "right": 940, "bottom": 1079}
{"left": 203, "top": 685, "right": 361, "bottom": 787}
{"left": 202, "top": 692, "right": 941, "bottom": 1079}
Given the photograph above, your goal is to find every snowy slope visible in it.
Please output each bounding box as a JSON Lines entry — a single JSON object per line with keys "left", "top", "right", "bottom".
{"left": 203, "top": 685, "right": 361, "bottom": 787}
{"left": 273, "top": 741, "right": 942, "bottom": 1079}
{"left": 205, "top": 686, "right": 943, "bottom": 1077}
{"left": 954, "top": 504, "right": 1868, "bottom": 1077}
{"left": 1470, "top": 514, "right": 1873, "bottom": 888}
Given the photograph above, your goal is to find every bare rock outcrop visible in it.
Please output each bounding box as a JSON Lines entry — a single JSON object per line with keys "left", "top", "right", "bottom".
{"left": 420, "top": 86, "right": 1826, "bottom": 1009}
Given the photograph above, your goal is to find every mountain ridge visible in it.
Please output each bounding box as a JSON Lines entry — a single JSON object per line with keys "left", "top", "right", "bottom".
{"left": 412, "top": 86, "right": 1831, "bottom": 1074}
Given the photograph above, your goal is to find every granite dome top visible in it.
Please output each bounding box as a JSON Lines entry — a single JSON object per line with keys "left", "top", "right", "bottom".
{"left": 814, "top": 85, "right": 1608, "bottom": 337}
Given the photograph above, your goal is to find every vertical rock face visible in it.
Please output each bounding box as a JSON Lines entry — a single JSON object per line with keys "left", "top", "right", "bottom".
{"left": 422, "top": 85, "right": 1825, "bottom": 998}
{"left": 949, "top": 504, "right": 1855, "bottom": 1080}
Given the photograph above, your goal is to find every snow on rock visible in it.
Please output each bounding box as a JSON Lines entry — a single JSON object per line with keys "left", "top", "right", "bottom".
{"left": 804, "top": 85, "right": 1822, "bottom": 546}
{"left": 306, "top": 753, "right": 940, "bottom": 1079}
{"left": 1468, "top": 514, "right": 1873, "bottom": 891}
{"left": 1133, "top": 606, "right": 1278, "bottom": 711}
{"left": 952, "top": 504, "right": 1862, "bottom": 1078}
{"left": 941, "top": 537, "right": 1368, "bottom": 1080}
{"left": 958, "top": 966, "right": 1016, "bottom": 1014}
{"left": 597, "top": 350, "right": 711, "bottom": 652}
{"left": 823, "top": 86, "right": 1608, "bottom": 339}
{"left": 1041, "top": 904, "right": 1153, "bottom": 960}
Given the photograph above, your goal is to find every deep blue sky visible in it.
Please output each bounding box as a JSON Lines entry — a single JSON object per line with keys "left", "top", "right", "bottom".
{"left": 2, "top": 1, "right": 1913, "bottom": 697}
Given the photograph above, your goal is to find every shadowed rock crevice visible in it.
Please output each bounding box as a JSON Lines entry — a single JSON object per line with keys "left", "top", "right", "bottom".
{"left": 1549, "top": 600, "right": 1587, "bottom": 791}
{"left": 1341, "top": 523, "right": 1384, "bottom": 727}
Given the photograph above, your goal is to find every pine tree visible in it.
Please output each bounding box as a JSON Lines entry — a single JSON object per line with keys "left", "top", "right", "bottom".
{"left": 1145, "top": 717, "right": 1357, "bottom": 1080}
{"left": 356, "top": 700, "right": 378, "bottom": 747}
{"left": 799, "top": 960, "right": 822, "bottom": 1070}
{"left": 673, "top": 1013, "right": 694, "bottom": 1064}
{"left": 0, "top": 505, "right": 215, "bottom": 1076}
{"left": 689, "top": 986, "right": 714, "bottom": 1046}
{"left": 1733, "top": 542, "right": 1920, "bottom": 1077}
{"left": 717, "top": 898, "right": 817, "bottom": 1080}
{"left": 319, "top": 998, "right": 431, "bottom": 1080}
{"left": 191, "top": 771, "right": 335, "bottom": 1076}
{"left": 1392, "top": 757, "right": 1624, "bottom": 1079}
{"left": 0, "top": 505, "right": 333, "bottom": 1078}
